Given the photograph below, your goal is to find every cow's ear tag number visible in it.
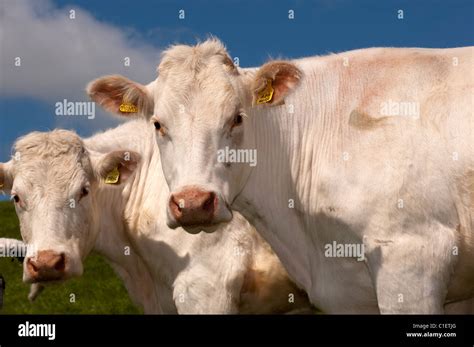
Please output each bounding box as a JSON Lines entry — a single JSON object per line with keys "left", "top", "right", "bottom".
{"left": 105, "top": 167, "right": 120, "bottom": 185}
{"left": 256, "top": 79, "right": 274, "bottom": 104}
{"left": 119, "top": 102, "right": 138, "bottom": 113}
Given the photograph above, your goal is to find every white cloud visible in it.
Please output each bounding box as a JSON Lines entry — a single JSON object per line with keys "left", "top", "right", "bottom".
{"left": 0, "top": 0, "right": 160, "bottom": 101}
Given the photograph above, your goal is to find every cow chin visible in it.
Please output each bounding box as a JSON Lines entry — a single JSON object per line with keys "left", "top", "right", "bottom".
{"left": 166, "top": 207, "right": 233, "bottom": 234}
{"left": 24, "top": 268, "right": 83, "bottom": 284}
{"left": 181, "top": 223, "right": 225, "bottom": 235}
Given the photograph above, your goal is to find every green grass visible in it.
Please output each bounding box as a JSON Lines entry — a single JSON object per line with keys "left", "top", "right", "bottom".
{"left": 0, "top": 201, "right": 142, "bottom": 314}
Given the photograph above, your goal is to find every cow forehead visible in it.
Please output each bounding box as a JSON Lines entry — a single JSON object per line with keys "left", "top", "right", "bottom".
{"left": 11, "top": 130, "right": 92, "bottom": 185}
{"left": 158, "top": 38, "right": 234, "bottom": 77}
{"left": 155, "top": 39, "right": 241, "bottom": 120}
{"left": 15, "top": 161, "right": 90, "bottom": 192}
{"left": 155, "top": 66, "right": 242, "bottom": 127}
{"left": 157, "top": 75, "right": 238, "bottom": 113}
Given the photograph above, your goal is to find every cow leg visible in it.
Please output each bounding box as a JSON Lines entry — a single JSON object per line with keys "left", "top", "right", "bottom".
{"left": 28, "top": 283, "right": 45, "bottom": 302}
{"left": 363, "top": 225, "right": 457, "bottom": 314}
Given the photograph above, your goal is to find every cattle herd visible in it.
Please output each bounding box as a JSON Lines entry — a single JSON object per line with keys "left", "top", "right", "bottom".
{"left": 0, "top": 39, "right": 473, "bottom": 314}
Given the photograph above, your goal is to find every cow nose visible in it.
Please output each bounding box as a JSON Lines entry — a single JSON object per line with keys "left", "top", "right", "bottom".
{"left": 169, "top": 188, "right": 217, "bottom": 226}
{"left": 26, "top": 250, "right": 66, "bottom": 282}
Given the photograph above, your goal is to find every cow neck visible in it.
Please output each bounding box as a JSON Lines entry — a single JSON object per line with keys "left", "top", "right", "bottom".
{"left": 85, "top": 121, "right": 161, "bottom": 313}
{"left": 234, "top": 106, "right": 316, "bottom": 291}
{"left": 234, "top": 65, "right": 346, "bottom": 292}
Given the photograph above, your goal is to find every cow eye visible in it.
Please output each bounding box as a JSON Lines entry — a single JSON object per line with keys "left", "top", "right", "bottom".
{"left": 80, "top": 187, "right": 89, "bottom": 199}
{"left": 11, "top": 194, "right": 20, "bottom": 203}
{"left": 152, "top": 119, "right": 166, "bottom": 136}
{"left": 233, "top": 114, "right": 244, "bottom": 127}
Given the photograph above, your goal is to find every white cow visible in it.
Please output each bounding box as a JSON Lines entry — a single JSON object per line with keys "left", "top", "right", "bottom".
{"left": 87, "top": 39, "right": 474, "bottom": 313}
{"left": 0, "top": 121, "right": 311, "bottom": 314}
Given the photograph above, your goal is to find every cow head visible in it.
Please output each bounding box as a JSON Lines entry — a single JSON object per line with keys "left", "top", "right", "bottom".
{"left": 87, "top": 39, "right": 301, "bottom": 233}
{"left": 0, "top": 130, "right": 139, "bottom": 282}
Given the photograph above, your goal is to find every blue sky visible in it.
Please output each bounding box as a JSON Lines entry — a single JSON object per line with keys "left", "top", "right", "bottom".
{"left": 0, "top": 0, "right": 473, "bottom": 167}
{"left": 51, "top": 0, "right": 474, "bottom": 60}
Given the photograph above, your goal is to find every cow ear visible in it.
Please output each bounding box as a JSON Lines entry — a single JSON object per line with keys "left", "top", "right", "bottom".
{"left": 86, "top": 75, "right": 155, "bottom": 118}
{"left": 0, "top": 161, "right": 13, "bottom": 193}
{"left": 91, "top": 150, "right": 141, "bottom": 186}
{"left": 251, "top": 61, "right": 302, "bottom": 107}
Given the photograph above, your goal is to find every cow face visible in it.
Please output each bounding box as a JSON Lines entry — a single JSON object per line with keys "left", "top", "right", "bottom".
{"left": 0, "top": 130, "right": 139, "bottom": 283}
{"left": 87, "top": 39, "right": 301, "bottom": 233}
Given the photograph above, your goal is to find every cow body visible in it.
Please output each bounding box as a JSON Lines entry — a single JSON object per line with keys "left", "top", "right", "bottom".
{"left": 87, "top": 41, "right": 473, "bottom": 313}
{"left": 235, "top": 47, "right": 474, "bottom": 313}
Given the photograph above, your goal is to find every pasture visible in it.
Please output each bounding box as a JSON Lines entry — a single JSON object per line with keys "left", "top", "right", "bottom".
{"left": 0, "top": 201, "right": 141, "bottom": 314}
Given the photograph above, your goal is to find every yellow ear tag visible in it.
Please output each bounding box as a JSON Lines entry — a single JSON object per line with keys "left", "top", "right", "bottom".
{"left": 104, "top": 167, "right": 120, "bottom": 185}
{"left": 119, "top": 103, "right": 138, "bottom": 113}
{"left": 256, "top": 79, "right": 274, "bottom": 104}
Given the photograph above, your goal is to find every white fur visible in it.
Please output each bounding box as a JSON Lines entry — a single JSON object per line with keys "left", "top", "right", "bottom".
{"left": 96, "top": 40, "right": 473, "bottom": 313}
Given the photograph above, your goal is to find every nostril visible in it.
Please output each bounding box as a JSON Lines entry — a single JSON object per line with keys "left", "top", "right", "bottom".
{"left": 170, "top": 195, "right": 178, "bottom": 208}
{"left": 169, "top": 194, "right": 183, "bottom": 218}
{"left": 27, "top": 258, "right": 38, "bottom": 273}
{"left": 175, "top": 198, "right": 185, "bottom": 211}
{"left": 54, "top": 253, "right": 66, "bottom": 272}
{"left": 202, "top": 192, "right": 216, "bottom": 213}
